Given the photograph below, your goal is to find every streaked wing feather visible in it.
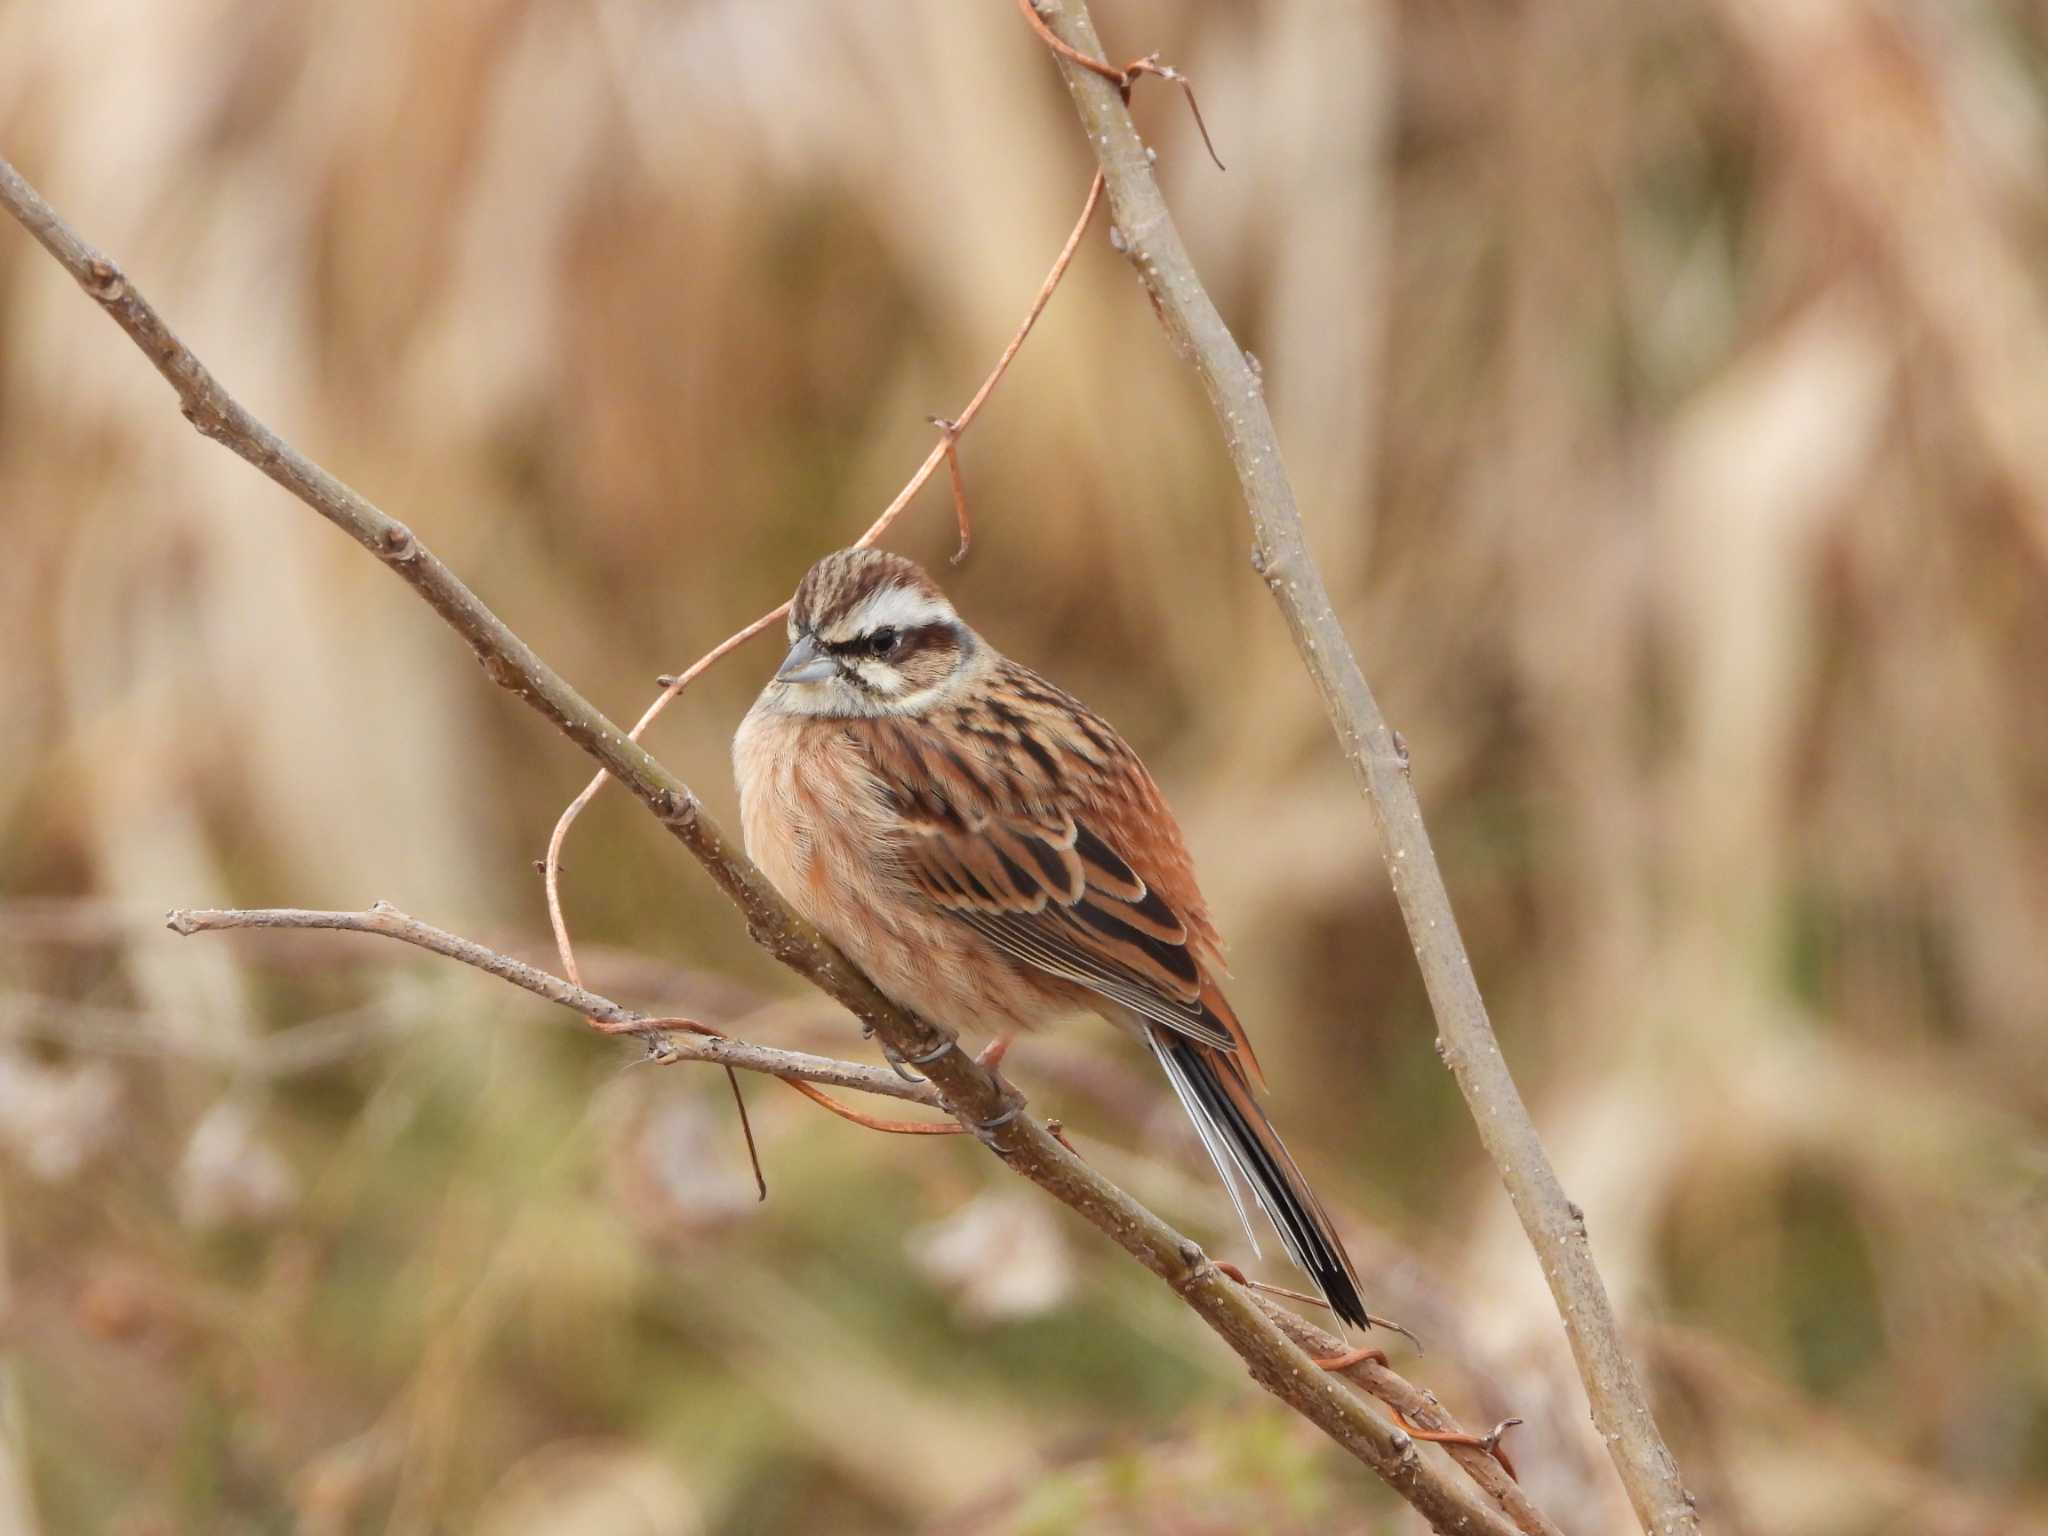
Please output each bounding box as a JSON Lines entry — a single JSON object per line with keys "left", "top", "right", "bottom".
{"left": 851, "top": 675, "right": 1262, "bottom": 1070}
{"left": 952, "top": 908, "right": 1236, "bottom": 1051}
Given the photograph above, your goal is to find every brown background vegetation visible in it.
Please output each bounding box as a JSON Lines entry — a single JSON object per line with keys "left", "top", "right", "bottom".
{"left": 2, "top": 0, "right": 2046, "bottom": 1531}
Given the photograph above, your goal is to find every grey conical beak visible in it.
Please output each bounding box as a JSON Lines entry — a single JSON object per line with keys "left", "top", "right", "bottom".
{"left": 774, "top": 633, "right": 839, "bottom": 685}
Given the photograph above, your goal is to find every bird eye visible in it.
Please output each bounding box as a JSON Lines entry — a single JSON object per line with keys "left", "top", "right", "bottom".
{"left": 867, "top": 627, "right": 904, "bottom": 658}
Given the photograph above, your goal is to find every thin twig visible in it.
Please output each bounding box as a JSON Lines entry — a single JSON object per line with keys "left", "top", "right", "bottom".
{"left": 539, "top": 170, "right": 1104, "bottom": 1126}
{"left": 1, "top": 156, "right": 1521, "bottom": 1534}
{"left": 1022, "top": 4, "right": 1696, "bottom": 1533}
{"left": 1243, "top": 1291, "right": 1562, "bottom": 1536}
{"left": 586, "top": 1016, "right": 962, "bottom": 1138}
{"left": 928, "top": 416, "right": 972, "bottom": 564}
{"left": 164, "top": 904, "right": 945, "bottom": 1109}
{"left": 1012, "top": 0, "right": 1225, "bottom": 171}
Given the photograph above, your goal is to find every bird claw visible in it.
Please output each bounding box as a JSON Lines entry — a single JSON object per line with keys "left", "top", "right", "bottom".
{"left": 904, "top": 1034, "right": 957, "bottom": 1067}
{"left": 971, "top": 1098, "right": 1025, "bottom": 1140}
{"left": 877, "top": 1038, "right": 926, "bottom": 1083}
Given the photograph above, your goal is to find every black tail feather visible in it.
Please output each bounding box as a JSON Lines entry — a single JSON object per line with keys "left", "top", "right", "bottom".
{"left": 1150, "top": 1031, "right": 1370, "bottom": 1330}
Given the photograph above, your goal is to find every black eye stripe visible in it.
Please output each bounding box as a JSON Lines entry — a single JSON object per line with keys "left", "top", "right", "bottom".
{"left": 822, "top": 622, "right": 958, "bottom": 661}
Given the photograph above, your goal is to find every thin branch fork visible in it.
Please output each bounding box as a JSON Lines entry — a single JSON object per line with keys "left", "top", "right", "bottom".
{"left": 1023, "top": 3, "right": 1697, "bottom": 1532}
{"left": 1011, "top": 0, "right": 1225, "bottom": 171}
{"left": 0, "top": 155, "right": 1531, "bottom": 1534}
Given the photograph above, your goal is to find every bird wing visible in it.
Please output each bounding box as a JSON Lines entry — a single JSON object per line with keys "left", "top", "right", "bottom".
{"left": 848, "top": 665, "right": 1265, "bottom": 1082}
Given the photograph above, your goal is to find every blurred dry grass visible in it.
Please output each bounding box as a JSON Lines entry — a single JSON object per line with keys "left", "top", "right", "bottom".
{"left": 2, "top": 0, "right": 2047, "bottom": 1531}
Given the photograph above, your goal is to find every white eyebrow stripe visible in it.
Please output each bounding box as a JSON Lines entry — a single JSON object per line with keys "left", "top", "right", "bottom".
{"left": 821, "top": 584, "right": 955, "bottom": 642}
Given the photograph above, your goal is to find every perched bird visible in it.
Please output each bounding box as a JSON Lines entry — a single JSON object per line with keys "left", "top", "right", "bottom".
{"left": 734, "top": 548, "right": 1368, "bottom": 1328}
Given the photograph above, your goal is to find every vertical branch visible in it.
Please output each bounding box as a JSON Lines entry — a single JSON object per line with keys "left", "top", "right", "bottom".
{"left": 1018, "top": 3, "right": 1698, "bottom": 1531}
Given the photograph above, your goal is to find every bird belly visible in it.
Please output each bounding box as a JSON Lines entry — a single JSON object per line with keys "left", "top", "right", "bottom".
{"left": 735, "top": 707, "right": 1070, "bottom": 1037}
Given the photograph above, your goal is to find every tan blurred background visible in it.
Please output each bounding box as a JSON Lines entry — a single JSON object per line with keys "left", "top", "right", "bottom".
{"left": 3, "top": 0, "right": 2047, "bottom": 1531}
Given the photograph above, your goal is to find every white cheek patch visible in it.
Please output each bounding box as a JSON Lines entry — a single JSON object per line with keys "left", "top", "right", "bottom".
{"left": 818, "top": 584, "right": 955, "bottom": 645}
{"left": 846, "top": 659, "right": 904, "bottom": 695}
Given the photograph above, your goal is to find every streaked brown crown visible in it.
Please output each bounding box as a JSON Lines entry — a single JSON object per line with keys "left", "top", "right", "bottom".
{"left": 790, "top": 548, "right": 944, "bottom": 637}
